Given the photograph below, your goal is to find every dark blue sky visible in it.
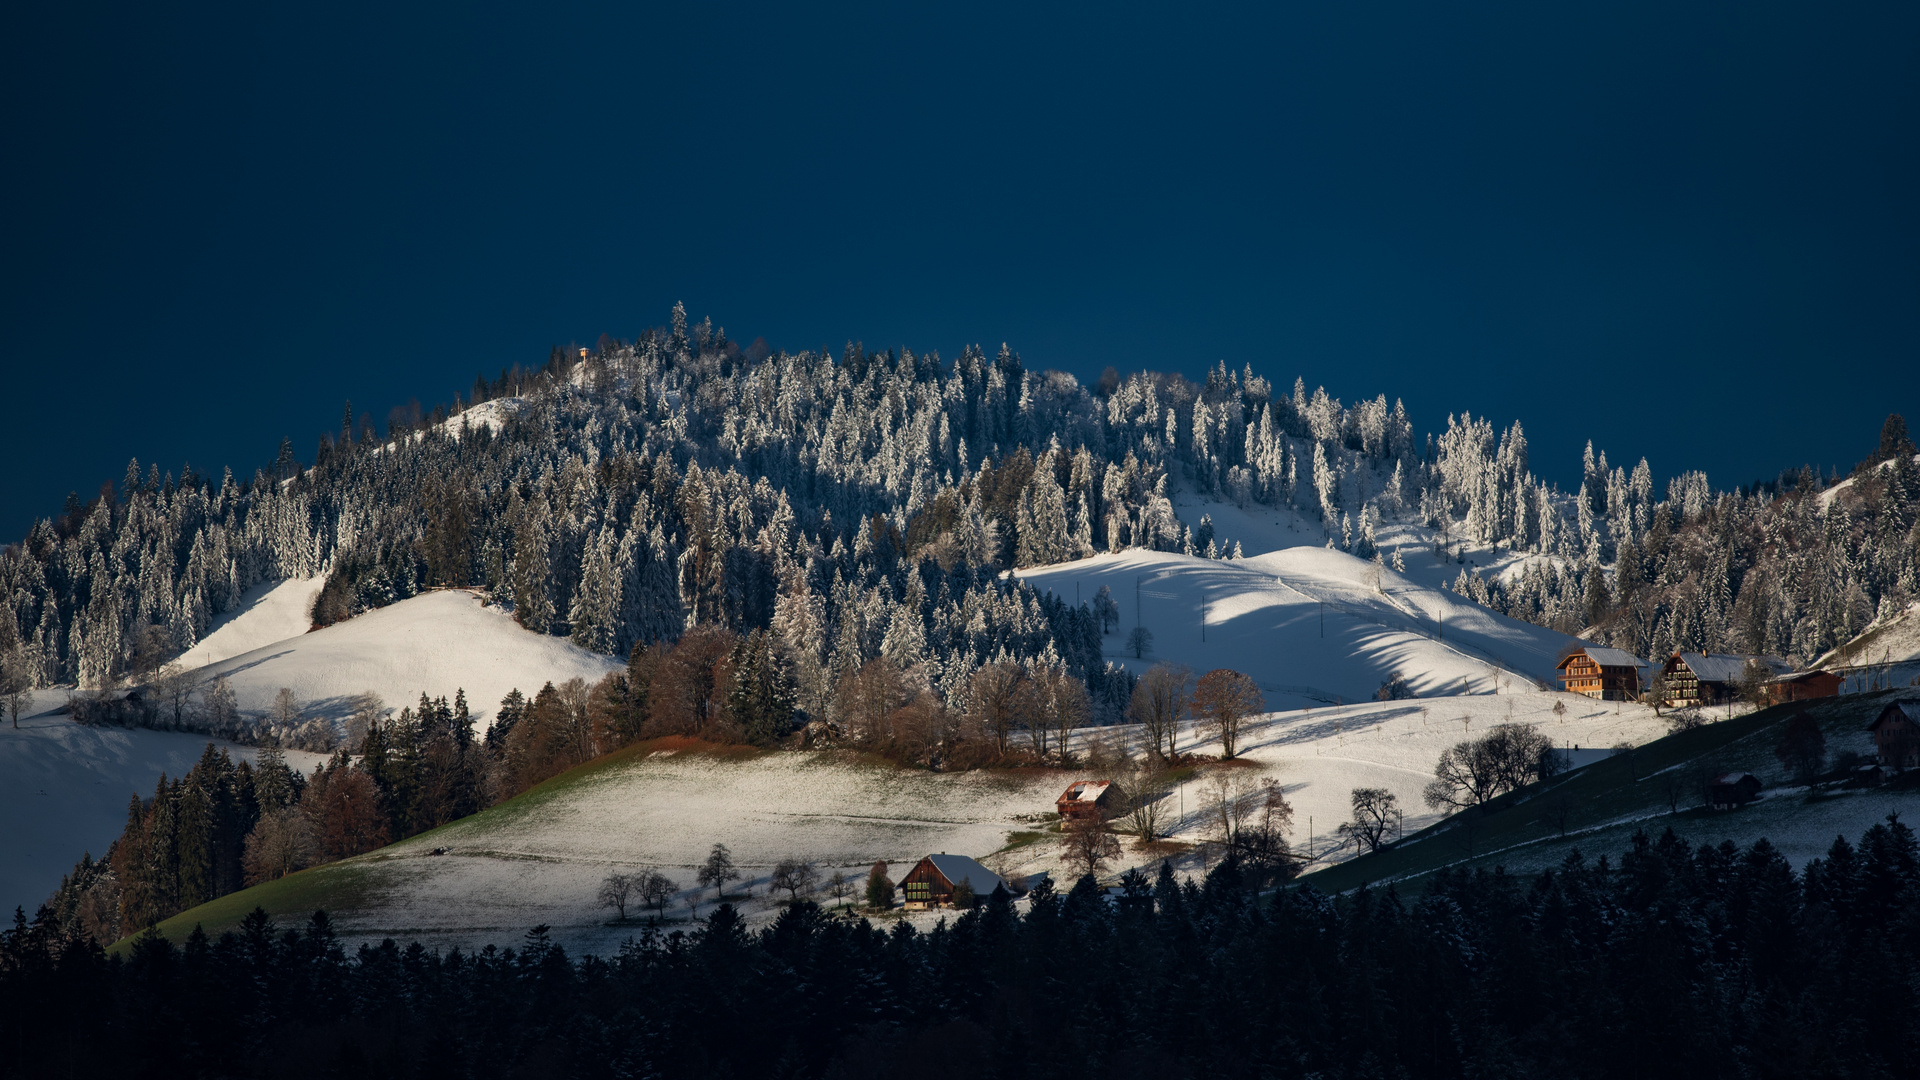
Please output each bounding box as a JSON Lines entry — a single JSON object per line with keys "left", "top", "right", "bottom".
{"left": 4, "top": 2, "right": 1915, "bottom": 541}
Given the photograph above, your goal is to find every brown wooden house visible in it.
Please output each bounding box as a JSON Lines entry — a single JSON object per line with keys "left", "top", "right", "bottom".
{"left": 1765, "top": 669, "right": 1842, "bottom": 706}
{"left": 1659, "top": 653, "right": 1792, "bottom": 708}
{"left": 1868, "top": 700, "right": 1920, "bottom": 769}
{"left": 1708, "top": 772, "right": 1763, "bottom": 809}
{"left": 1056, "top": 780, "right": 1127, "bottom": 822}
{"left": 1556, "top": 647, "right": 1647, "bottom": 701}
{"left": 899, "top": 854, "right": 1006, "bottom": 910}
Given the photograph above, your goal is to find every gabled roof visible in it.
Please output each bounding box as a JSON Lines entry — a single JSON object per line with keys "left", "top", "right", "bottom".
{"left": 1767, "top": 669, "right": 1838, "bottom": 684}
{"left": 1573, "top": 647, "right": 1646, "bottom": 670}
{"left": 1059, "top": 780, "right": 1112, "bottom": 803}
{"left": 1868, "top": 700, "right": 1920, "bottom": 731}
{"left": 1711, "top": 772, "right": 1760, "bottom": 787}
{"left": 923, "top": 854, "right": 1005, "bottom": 897}
{"left": 1672, "top": 653, "right": 1792, "bottom": 684}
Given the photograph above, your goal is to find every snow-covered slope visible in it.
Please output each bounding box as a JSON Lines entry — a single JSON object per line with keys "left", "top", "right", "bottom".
{"left": 1020, "top": 547, "right": 1580, "bottom": 708}
{"left": 187, "top": 590, "right": 623, "bottom": 727}
{"left": 0, "top": 707, "right": 324, "bottom": 916}
{"left": 148, "top": 684, "right": 1669, "bottom": 955}
{"left": 180, "top": 576, "right": 324, "bottom": 668}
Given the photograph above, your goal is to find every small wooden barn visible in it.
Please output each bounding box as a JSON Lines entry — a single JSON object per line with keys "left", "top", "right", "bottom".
{"left": 1707, "top": 772, "right": 1763, "bottom": 809}
{"left": 1765, "top": 669, "right": 1842, "bottom": 706}
{"left": 1556, "top": 647, "right": 1647, "bottom": 701}
{"left": 1056, "top": 780, "right": 1127, "bottom": 822}
{"left": 1659, "top": 653, "right": 1792, "bottom": 708}
{"left": 899, "top": 854, "right": 1006, "bottom": 910}
{"left": 1868, "top": 699, "right": 1920, "bottom": 769}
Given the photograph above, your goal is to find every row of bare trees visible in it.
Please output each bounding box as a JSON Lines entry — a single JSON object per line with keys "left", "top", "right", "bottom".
{"left": 1127, "top": 662, "right": 1267, "bottom": 760}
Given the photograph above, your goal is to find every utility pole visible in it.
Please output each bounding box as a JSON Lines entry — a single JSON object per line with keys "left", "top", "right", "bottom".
{"left": 1201, "top": 591, "right": 1207, "bottom": 642}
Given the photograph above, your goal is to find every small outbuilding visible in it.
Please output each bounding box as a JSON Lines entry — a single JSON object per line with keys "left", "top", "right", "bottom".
{"left": 1765, "top": 669, "right": 1842, "bottom": 706}
{"left": 1056, "top": 780, "right": 1127, "bottom": 822}
{"left": 899, "top": 854, "right": 1006, "bottom": 910}
{"left": 1868, "top": 699, "right": 1920, "bottom": 769}
{"left": 1707, "top": 772, "right": 1763, "bottom": 809}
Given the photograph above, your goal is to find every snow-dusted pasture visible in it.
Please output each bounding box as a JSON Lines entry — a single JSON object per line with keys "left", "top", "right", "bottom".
{"left": 188, "top": 589, "right": 623, "bottom": 728}
{"left": 149, "top": 684, "right": 1669, "bottom": 955}
{"left": 0, "top": 705, "right": 324, "bottom": 916}
{"left": 1019, "top": 545, "right": 1583, "bottom": 707}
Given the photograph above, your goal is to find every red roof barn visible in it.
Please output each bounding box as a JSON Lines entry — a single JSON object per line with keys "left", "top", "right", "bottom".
{"left": 1056, "top": 780, "right": 1126, "bottom": 822}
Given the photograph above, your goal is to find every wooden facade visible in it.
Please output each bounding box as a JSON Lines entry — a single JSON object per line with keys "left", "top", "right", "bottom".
{"left": 899, "top": 854, "right": 1006, "bottom": 910}
{"left": 1765, "top": 670, "right": 1842, "bottom": 706}
{"left": 1557, "top": 648, "right": 1644, "bottom": 701}
{"left": 1868, "top": 700, "right": 1920, "bottom": 769}
{"left": 1659, "top": 653, "right": 1791, "bottom": 709}
{"left": 1057, "top": 780, "right": 1126, "bottom": 822}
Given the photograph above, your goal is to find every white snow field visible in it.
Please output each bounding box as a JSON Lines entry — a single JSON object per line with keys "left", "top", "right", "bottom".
{"left": 1019, "top": 546, "right": 1583, "bottom": 708}
{"left": 187, "top": 589, "right": 624, "bottom": 728}
{"left": 0, "top": 705, "right": 324, "bottom": 916}
{"left": 178, "top": 575, "right": 325, "bottom": 668}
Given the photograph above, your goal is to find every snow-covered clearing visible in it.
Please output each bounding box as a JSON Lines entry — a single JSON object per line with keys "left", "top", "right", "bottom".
{"left": 184, "top": 590, "right": 623, "bottom": 728}
{"left": 179, "top": 576, "right": 325, "bottom": 668}
{"left": 0, "top": 705, "right": 324, "bottom": 916}
{"left": 1020, "top": 546, "right": 1581, "bottom": 707}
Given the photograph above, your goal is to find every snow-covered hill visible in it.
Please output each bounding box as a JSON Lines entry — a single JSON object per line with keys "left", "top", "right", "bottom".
{"left": 1019, "top": 546, "right": 1581, "bottom": 708}
{"left": 180, "top": 576, "right": 325, "bottom": 668}
{"left": 145, "top": 684, "right": 1669, "bottom": 955}
{"left": 0, "top": 707, "right": 324, "bottom": 916}
{"left": 186, "top": 589, "right": 624, "bottom": 728}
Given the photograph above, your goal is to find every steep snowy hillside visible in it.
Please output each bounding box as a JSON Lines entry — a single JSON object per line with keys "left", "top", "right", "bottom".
{"left": 0, "top": 705, "right": 324, "bottom": 916}
{"left": 186, "top": 590, "right": 623, "bottom": 728}
{"left": 1019, "top": 547, "right": 1583, "bottom": 708}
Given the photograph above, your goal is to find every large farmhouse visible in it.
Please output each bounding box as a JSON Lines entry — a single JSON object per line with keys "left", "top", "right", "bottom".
{"left": 1659, "top": 653, "right": 1792, "bottom": 708}
{"left": 899, "top": 854, "right": 1006, "bottom": 910}
{"left": 1556, "top": 647, "right": 1647, "bottom": 701}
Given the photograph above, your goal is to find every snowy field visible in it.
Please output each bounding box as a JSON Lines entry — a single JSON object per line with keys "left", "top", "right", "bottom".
{"left": 187, "top": 589, "right": 623, "bottom": 728}
{"left": 0, "top": 705, "right": 324, "bottom": 916}
{"left": 1019, "top": 544, "right": 1581, "bottom": 708}
{"left": 1, "top": 586, "right": 618, "bottom": 915}
{"left": 162, "top": 683, "right": 1667, "bottom": 955}
{"left": 179, "top": 576, "right": 325, "bottom": 668}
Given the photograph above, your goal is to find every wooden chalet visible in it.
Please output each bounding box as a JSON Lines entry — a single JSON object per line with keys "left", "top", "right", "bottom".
{"left": 1868, "top": 699, "right": 1920, "bottom": 769}
{"left": 1056, "top": 779, "right": 1127, "bottom": 822}
{"left": 1659, "top": 653, "right": 1792, "bottom": 709}
{"left": 899, "top": 854, "right": 1006, "bottom": 910}
{"left": 1556, "top": 647, "right": 1647, "bottom": 701}
{"left": 1765, "top": 669, "right": 1842, "bottom": 706}
{"left": 1707, "top": 772, "right": 1763, "bottom": 809}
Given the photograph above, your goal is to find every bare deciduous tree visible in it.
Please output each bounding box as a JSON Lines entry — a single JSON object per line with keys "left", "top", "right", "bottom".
{"left": 242, "top": 807, "right": 317, "bottom": 885}
{"left": 638, "top": 870, "right": 676, "bottom": 918}
{"left": 1191, "top": 669, "right": 1264, "bottom": 759}
{"left": 1423, "top": 723, "right": 1556, "bottom": 811}
{"left": 1062, "top": 816, "right": 1121, "bottom": 878}
{"left": 697, "top": 842, "right": 739, "bottom": 899}
{"left": 770, "top": 859, "right": 819, "bottom": 903}
{"left": 1129, "top": 663, "right": 1190, "bottom": 762}
{"left": 599, "top": 872, "right": 636, "bottom": 919}
{"left": 1336, "top": 788, "right": 1397, "bottom": 853}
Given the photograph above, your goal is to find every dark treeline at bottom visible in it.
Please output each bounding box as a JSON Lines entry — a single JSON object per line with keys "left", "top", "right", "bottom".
{"left": 6, "top": 819, "right": 1920, "bottom": 1079}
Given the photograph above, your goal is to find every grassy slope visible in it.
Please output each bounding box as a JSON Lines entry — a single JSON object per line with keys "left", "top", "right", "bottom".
{"left": 1298, "top": 689, "right": 1920, "bottom": 895}
{"left": 113, "top": 737, "right": 762, "bottom": 953}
